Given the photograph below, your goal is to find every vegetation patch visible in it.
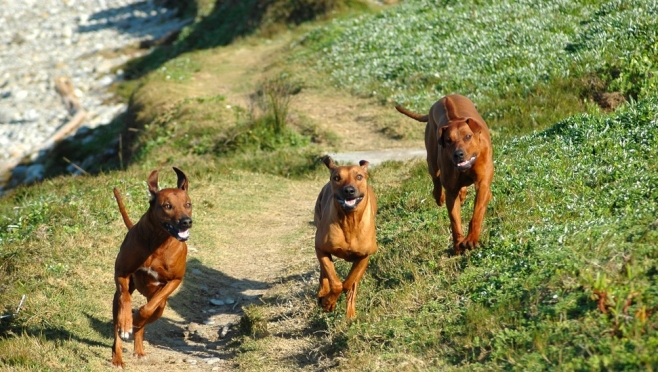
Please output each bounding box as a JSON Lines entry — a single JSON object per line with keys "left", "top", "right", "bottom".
{"left": 295, "top": 0, "right": 658, "bottom": 134}
{"left": 320, "top": 95, "right": 658, "bottom": 370}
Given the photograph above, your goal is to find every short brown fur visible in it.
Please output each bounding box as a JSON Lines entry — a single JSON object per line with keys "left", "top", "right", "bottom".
{"left": 111, "top": 167, "right": 193, "bottom": 367}
{"left": 314, "top": 156, "right": 377, "bottom": 319}
{"left": 396, "top": 94, "right": 493, "bottom": 254}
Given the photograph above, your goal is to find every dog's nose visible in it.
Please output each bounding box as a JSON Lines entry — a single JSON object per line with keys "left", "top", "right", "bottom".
{"left": 342, "top": 185, "right": 356, "bottom": 196}
{"left": 453, "top": 149, "right": 465, "bottom": 162}
{"left": 180, "top": 217, "right": 193, "bottom": 229}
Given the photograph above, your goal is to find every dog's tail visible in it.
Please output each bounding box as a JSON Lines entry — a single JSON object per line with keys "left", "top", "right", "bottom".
{"left": 395, "top": 106, "right": 429, "bottom": 122}
{"left": 113, "top": 187, "right": 134, "bottom": 230}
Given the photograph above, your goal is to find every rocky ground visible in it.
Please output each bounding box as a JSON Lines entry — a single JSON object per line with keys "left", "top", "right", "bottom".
{"left": 0, "top": 0, "right": 189, "bottom": 188}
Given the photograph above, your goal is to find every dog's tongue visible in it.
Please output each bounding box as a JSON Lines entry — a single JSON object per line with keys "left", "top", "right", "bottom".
{"left": 178, "top": 229, "right": 190, "bottom": 239}
{"left": 458, "top": 156, "right": 476, "bottom": 168}
{"left": 344, "top": 199, "right": 357, "bottom": 207}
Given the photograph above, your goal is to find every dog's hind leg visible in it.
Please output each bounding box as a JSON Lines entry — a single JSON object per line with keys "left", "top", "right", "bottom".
{"left": 459, "top": 187, "right": 468, "bottom": 206}
{"left": 343, "top": 256, "right": 369, "bottom": 319}
{"left": 432, "top": 176, "right": 445, "bottom": 206}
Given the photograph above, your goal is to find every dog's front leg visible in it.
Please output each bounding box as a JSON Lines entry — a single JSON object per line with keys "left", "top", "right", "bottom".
{"left": 445, "top": 191, "right": 465, "bottom": 254}
{"left": 462, "top": 181, "right": 492, "bottom": 250}
{"left": 132, "top": 279, "right": 182, "bottom": 357}
{"left": 316, "top": 250, "right": 343, "bottom": 312}
{"left": 343, "top": 256, "right": 369, "bottom": 319}
{"left": 112, "top": 275, "right": 132, "bottom": 367}
{"left": 115, "top": 275, "right": 133, "bottom": 340}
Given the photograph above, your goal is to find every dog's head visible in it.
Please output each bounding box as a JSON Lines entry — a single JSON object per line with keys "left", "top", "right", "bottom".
{"left": 438, "top": 118, "right": 484, "bottom": 171}
{"left": 147, "top": 167, "right": 193, "bottom": 242}
{"left": 323, "top": 156, "right": 370, "bottom": 213}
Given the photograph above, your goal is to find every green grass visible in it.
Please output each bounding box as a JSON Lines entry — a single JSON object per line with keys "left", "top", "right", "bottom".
{"left": 293, "top": 0, "right": 658, "bottom": 135}
{"left": 317, "top": 95, "right": 658, "bottom": 370}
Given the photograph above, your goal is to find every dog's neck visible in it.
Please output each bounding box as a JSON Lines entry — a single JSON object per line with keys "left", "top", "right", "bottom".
{"left": 133, "top": 210, "right": 180, "bottom": 251}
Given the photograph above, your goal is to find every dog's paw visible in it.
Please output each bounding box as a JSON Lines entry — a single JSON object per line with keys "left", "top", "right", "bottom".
{"left": 456, "top": 238, "right": 478, "bottom": 253}
{"left": 319, "top": 295, "right": 339, "bottom": 312}
{"left": 111, "top": 356, "right": 125, "bottom": 368}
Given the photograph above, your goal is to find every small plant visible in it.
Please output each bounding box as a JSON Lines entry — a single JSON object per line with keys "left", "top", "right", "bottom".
{"left": 250, "top": 73, "right": 301, "bottom": 135}
{"left": 217, "top": 73, "right": 306, "bottom": 153}
{"left": 239, "top": 305, "right": 270, "bottom": 339}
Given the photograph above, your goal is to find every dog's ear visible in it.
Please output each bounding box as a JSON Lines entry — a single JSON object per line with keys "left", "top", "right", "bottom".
{"left": 359, "top": 160, "right": 370, "bottom": 172}
{"left": 173, "top": 167, "right": 189, "bottom": 191}
{"left": 466, "top": 118, "right": 482, "bottom": 135}
{"left": 147, "top": 170, "right": 159, "bottom": 201}
{"left": 437, "top": 126, "right": 446, "bottom": 147}
{"left": 323, "top": 156, "right": 337, "bottom": 170}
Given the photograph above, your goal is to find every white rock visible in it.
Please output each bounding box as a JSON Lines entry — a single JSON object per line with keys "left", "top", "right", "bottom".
{"left": 204, "top": 357, "right": 221, "bottom": 365}
{"left": 209, "top": 299, "right": 225, "bottom": 306}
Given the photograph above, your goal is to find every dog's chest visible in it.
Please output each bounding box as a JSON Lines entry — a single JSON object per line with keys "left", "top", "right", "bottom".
{"left": 318, "top": 224, "right": 376, "bottom": 258}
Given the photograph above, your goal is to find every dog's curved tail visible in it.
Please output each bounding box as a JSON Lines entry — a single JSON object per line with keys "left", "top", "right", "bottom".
{"left": 113, "top": 187, "right": 134, "bottom": 230}
{"left": 395, "top": 106, "right": 429, "bottom": 122}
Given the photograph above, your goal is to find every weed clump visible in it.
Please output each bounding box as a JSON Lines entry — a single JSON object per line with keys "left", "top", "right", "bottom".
{"left": 218, "top": 73, "right": 307, "bottom": 154}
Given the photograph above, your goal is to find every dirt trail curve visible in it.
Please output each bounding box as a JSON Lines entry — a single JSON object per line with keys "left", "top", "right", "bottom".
{"left": 110, "top": 36, "right": 424, "bottom": 371}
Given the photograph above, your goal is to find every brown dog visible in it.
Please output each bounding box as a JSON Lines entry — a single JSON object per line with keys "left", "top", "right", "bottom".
{"left": 396, "top": 94, "right": 493, "bottom": 254}
{"left": 111, "top": 167, "right": 193, "bottom": 367}
{"left": 314, "top": 156, "right": 377, "bottom": 319}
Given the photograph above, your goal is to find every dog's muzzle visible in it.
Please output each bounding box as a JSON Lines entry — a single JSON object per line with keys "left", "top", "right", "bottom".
{"left": 455, "top": 155, "right": 476, "bottom": 171}
{"left": 336, "top": 196, "right": 364, "bottom": 212}
{"left": 335, "top": 184, "right": 364, "bottom": 212}
{"left": 164, "top": 217, "right": 193, "bottom": 241}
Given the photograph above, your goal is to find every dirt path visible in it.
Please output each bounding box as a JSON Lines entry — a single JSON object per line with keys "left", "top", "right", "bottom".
{"left": 112, "top": 34, "right": 424, "bottom": 371}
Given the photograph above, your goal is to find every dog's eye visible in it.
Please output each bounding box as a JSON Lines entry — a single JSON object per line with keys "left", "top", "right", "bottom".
{"left": 356, "top": 174, "right": 363, "bottom": 181}
{"left": 163, "top": 203, "right": 173, "bottom": 210}
{"left": 465, "top": 134, "right": 472, "bottom": 140}
{"left": 333, "top": 176, "right": 340, "bottom": 182}
{"left": 185, "top": 203, "right": 192, "bottom": 208}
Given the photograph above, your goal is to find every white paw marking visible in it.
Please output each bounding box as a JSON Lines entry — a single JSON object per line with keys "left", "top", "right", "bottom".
{"left": 120, "top": 330, "right": 132, "bottom": 340}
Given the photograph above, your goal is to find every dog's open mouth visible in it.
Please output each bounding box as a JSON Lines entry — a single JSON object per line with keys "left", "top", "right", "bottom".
{"left": 164, "top": 223, "right": 190, "bottom": 241}
{"left": 455, "top": 155, "right": 477, "bottom": 171}
{"left": 336, "top": 196, "right": 364, "bottom": 211}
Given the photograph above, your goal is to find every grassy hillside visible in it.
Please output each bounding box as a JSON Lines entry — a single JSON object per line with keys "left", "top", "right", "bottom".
{"left": 296, "top": 0, "right": 658, "bottom": 135}
{"left": 2, "top": 0, "right": 658, "bottom": 370}
{"left": 328, "top": 96, "right": 658, "bottom": 370}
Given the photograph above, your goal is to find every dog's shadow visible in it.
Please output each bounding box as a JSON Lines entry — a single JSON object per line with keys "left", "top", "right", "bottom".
{"left": 92, "top": 257, "right": 273, "bottom": 361}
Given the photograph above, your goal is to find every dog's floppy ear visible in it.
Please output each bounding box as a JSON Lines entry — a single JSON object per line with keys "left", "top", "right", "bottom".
{"left": 466, "top": 118, "right": 482, "bottom": 135}
{"left": 437, "top": 126, "right": 447, "bottom": 147}
{"left": 147, "top": 170, "right": 159, "bottom": 201}
{"left": 323, "top": 156, "right": 337, "bottom": 170}
{"left": 359, "top": 160, "right": 370, "bottom": 172}
{"left": 173, "top": 167, "right": 189, "bottom": 191}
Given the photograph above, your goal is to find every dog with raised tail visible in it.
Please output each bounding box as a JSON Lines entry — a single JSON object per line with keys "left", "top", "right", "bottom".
{"left": 111, "top": 167, "right": 192, "bottom": 368}
{"left": 396, "top": 94, "right": 493, "bottom": 254}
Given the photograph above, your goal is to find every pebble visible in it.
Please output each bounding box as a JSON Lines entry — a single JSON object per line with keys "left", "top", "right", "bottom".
{"left": 209, "top": 299, "right": 225, "bottom": 306}
{"left": 204, "top": 357, "right": 221, "bottom": 365}
{"left": 0, "top": 0, "right": 190, "bottom": 180}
